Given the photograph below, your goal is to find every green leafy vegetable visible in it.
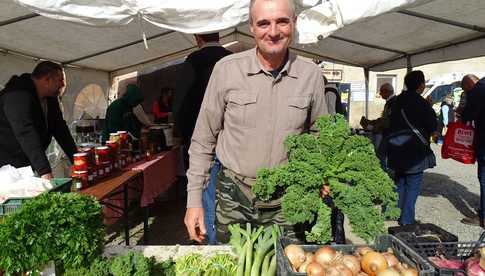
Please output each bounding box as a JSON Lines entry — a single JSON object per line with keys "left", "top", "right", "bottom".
{"left": 252, "top": 114, "right": 400, "bottom": 243}
{"left": 0, "top": 192, "right": 104, "bottom": 274}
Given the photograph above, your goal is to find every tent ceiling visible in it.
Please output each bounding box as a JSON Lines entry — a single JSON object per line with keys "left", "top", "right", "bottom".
{"left": 1, "top": 0, "right": 485, "bottom": 74}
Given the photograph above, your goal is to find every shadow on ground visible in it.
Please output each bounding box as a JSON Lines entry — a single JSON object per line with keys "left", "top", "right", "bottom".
{"left": 420, "top": 172, "right": 479, "bottom": 218}
{"left": 104, "top": 178, "right": 192, "bottom": 246}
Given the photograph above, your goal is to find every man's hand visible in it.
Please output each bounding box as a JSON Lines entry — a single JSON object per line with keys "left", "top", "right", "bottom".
{"left": 41, "top": 173, "right": 53, "bottom": 180}
{"left": 184, "top": 207, "right": 206, "bottom": 243}
{"left": 320, "top": 185, "right": 330, "bottom": 198}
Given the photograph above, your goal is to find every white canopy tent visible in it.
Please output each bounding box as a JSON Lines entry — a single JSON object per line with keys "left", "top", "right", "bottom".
{"left": 1, "top": 0, "right": 485, "bottom": 114}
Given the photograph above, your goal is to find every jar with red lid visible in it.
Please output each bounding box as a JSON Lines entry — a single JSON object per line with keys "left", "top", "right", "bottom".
{"left": 73, "top": 153, "right": 89, "bottom": 172}
{"left": 79, "top": 147, "right": 95, "bottom": 169}
{"left": 106, "top": 140, "right": 118, "bottom": 157}
{"left": 95, "top": 146, "right": 111, "bottom": 165}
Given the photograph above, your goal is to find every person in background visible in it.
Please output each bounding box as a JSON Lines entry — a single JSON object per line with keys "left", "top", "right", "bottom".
{"left": 387, "top": 70, "right": 437, "bottom": 225}
{"left": 152, "top": 87, "right": 173, "bottom": 124}
{"left": 437, "top": 96, "right": 455, "bottom": 144}
{"left": 456, "top": 74, "right": 479, "bottom": 120}
{"left": 184, "top": 0, "right": 328, "bottom": 244}
{"left": 360, "top": 83, "right": 397, "bottom": 168}
{"left": 102, "top": 84, "right": 144, "bottom": 142}
{"left": 323, "top": 75, "right": 345, "bottom": 116}
{"left": 461, "top": 76, "right": 485, "bottom": 227}
{"left": 0, "top": 61, "right": 77, "bottom": 179}
{"left": 173, "top": 32, "right": 232, "bottom": 244}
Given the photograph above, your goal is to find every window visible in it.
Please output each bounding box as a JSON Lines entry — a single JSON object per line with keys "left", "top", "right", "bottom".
{"left": 430, "top": 84, "right": 453, "bottom": 104}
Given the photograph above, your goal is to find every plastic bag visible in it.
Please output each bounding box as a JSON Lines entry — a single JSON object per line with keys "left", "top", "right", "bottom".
{"left": 441, "top": 122, "right": 476, "bottom": 164}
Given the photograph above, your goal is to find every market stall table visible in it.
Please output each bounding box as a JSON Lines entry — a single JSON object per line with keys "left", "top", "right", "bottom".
{"left": 80, "top": 147, "right": 180, "bottom": 245}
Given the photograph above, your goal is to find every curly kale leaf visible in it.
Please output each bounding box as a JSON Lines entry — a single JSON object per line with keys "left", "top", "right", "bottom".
{"left": 305, "top": 203, "right": 332, "bottom": 244}
{"left": 281, "top": 185, "right": 322, "bottom": 224}
{"left": 253, "top": 114, "right": 399, "bottom": 244}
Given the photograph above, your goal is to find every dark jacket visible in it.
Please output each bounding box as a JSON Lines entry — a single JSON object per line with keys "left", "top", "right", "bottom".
{"left": 177, "top": 45, "right": 232, "bottom": 142}
{"left": 387, "top": 90, "right": 437, "bottom": 173}
{"left": 0, "top": 73, "right": 77, "bottom": 175}
{"left": 102, "top": 84, "right": 144, "bottom": 142}
{"left": 463, "top": 77, "right": 485, "bottom": 155}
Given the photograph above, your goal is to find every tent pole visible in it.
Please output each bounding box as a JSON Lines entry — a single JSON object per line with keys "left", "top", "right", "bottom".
{"left": 364, "top": 68, "right": 370, "bottom": 118}
{"left": 406, "top": 55, "right": 413, "bottom": 72}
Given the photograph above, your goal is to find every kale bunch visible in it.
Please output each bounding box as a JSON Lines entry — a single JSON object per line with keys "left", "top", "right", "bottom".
{"left": 253, "top": 114, "right": 400, "bottom": 243}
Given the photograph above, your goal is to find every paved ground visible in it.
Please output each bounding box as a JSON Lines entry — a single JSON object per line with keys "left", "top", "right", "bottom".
{"left": 107, "top": 144, "right": 484, "bottom": 246}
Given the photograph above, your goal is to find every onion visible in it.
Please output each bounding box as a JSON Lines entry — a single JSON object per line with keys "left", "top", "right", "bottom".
{"left": 306, "top": 252, "right": 315, "bottom": 263}
{"left": 355, "top": 246, "right": 374, "bottom": 257}
{"left": 335, "top": 263, "right": 355, "bottom": 276}
{"left": 315, "top": 246, "right": 338, "bottom": 266}
{"left": 382, "top": 252, "right": 399, "bottom": 267}
{"left": 342, "top": 254, "right": 361, "bottom": 275}
{"left": 467, "top": 258, "right": 485, "bottom": 276}
{"left": 400, "top": 267, "right": 419, "bottom": 276}
{"left": 361, "top": 251, "right": 389, "bottom": 276}
{"left": 429, "top": 256, "right": 464, "bottom": 270}
{"left": 376, "top": 267, "right": 401, "bottom": 276}
{"left": 284, "top": 244, "right": 306, "bottom": 270}
{"left": 358, "top": 273, "right": 370, "bottom": 276}
{"left": 307, "top": 262, "right": 326, "bottom": 276}
{"left": 299, "top": 258, "right": 312, "bottom": 273}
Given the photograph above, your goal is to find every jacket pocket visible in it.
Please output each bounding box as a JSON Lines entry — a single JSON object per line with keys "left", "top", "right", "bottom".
{"left": 227, "top": 92, "right": 258, "bottom": 128}
{"left": 286, "top": 96, "right": 310, "bottom": 130}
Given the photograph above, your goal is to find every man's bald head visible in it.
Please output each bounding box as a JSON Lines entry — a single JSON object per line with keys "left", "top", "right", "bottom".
{"left": 379, "top": 83, "right": 394, "bottom": 100}
{"left": 461, "top": 74, "right": 479, "bottom": 92}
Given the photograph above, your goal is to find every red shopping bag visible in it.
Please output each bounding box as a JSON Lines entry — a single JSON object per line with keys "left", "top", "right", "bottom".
{"left": 441, "top": 122, "right": 476, "bottom": 164}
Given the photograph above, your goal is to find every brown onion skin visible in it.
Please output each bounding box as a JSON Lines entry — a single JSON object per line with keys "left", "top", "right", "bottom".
{"left": 376, "top": 267, "right": 401, "bottom": 276}
{"left": 284, "top": 244, "right": 306, "bottom": 270}
{"left": 361, "top": 251, "right": 389, "bottom": 276}
{"left": 315, "top": 246, "right": 338, "bottom": 266}
{"left": 342, "top": 254, "right": 361, "bottom": 275}
{"left": 382, "top": 252, "right": 400, "bottom": 267}
{"left": 307, "top": 262, "right": 326, "bottom": 276}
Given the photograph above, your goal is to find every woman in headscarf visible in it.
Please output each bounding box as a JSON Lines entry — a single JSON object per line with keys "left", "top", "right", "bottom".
{"left": 102, "top": 84, "right": 145, "bottom": 142}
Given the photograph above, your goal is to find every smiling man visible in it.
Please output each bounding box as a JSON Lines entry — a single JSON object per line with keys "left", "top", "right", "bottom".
{"left": 184, "top": 0, "right": 328, "bottom": 243}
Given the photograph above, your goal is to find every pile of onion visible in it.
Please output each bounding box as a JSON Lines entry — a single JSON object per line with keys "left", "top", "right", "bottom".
{"left": 284, "top": 244, "right": 419, "bottom": 276}
{"left": 465, "top": 247, "right": 485, "bottom": 276}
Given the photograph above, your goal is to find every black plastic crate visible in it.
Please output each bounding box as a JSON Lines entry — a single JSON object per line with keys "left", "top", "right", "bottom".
{"left": 398, "top": 232, "right": 485, "bottom": 276}
{"left": 277, "top": 235, "right": 435, "bottom": 276}
{"left": 389, "top": 223, "right": 458, "bottom": 243}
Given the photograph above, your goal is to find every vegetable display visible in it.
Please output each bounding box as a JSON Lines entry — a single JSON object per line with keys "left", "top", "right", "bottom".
{"left": 252, "top": 114, "right": 400, "bottom": 243}
{"left": 229, "top": 223, "right": 282, "bottom": 276}
{"left": 0, "top": 192, "right": 104, "bottom": 275}
{"left": 284, "top": 243, "right": 419, "bottom": 276}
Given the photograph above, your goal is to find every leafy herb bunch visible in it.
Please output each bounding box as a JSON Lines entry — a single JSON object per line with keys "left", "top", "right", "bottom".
{"left": 252, "top": 114, "right": 400, "bottom": 243}
{"left": 0, "top": 192, "right": 104, "bottom": 274}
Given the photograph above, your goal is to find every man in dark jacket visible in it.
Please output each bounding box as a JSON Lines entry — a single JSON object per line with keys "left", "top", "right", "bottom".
{"left": 175, "top": 33, "right": 232, "bottom": 151}
{"left": 0, "top": 61, "right": 77, "bottom": 179}
{"left": 387, "top": 70, "right": 437, "bottom": 225}
{"left": 461, "top": 76, "right": 485, "bottom": 227}
{"left": 174, "top": 33, "right": 232, "bottom": 244}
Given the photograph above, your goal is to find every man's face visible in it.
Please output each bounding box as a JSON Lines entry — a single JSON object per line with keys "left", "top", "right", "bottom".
{"left": 44, "top": 70, "right": 66, "bottom": 97}
{"left": 379, "top": 88, "right": 390, "bottom": 100}
{"left": 250, "top": 0, "right": 295, "bottom": 58}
